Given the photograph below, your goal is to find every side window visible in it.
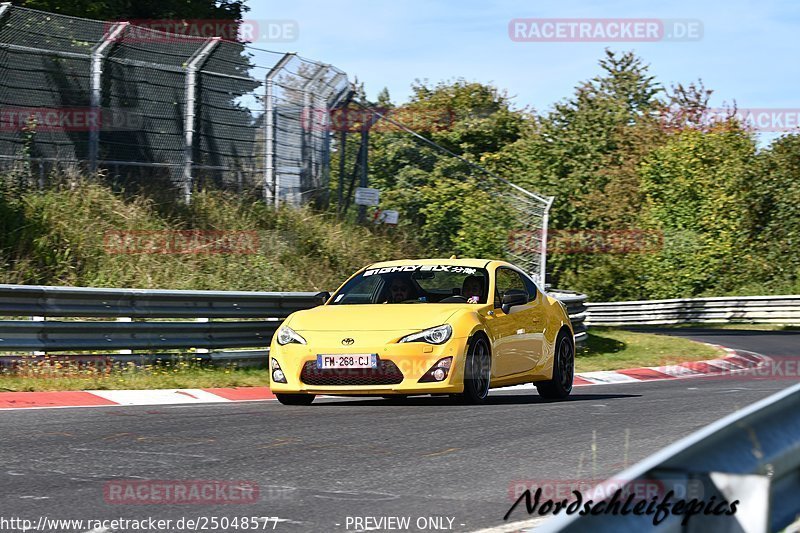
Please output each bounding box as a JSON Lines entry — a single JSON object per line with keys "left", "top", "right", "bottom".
{"left": 494, "top": 268, "right": 529, "bottom": 307}
{"left": 522, "top": 274, "right": 538, "bottom": 301}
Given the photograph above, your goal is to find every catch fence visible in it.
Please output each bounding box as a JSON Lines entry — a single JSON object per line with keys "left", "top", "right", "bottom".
{"left": 0, "top": 3, "right": 349, "bottom": 203}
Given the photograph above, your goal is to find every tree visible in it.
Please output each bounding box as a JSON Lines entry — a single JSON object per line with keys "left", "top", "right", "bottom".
{"left": 10, "top": 0, "right": 247, "bottom": 22}
{"left": 485, "top": 50, "right": 668, "bottom": 297}
{"left": 747, "top": 134, "right": 800, "bottom": 292}
{"left": 365, "top": 79, "right": 524, "bottom": 257}
{"left": 638, "top": 126, "right": 758, "bottom": 298}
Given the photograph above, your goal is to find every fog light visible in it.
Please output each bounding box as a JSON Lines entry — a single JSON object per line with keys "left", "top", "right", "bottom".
{"left": 418, "top": 356, "right": 454, "bottom": 383}
{"left": 271, "top": 358, "right": 287, "bottom": 383}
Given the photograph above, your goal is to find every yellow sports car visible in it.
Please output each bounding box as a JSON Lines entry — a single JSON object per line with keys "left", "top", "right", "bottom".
{"left": 269, "top": 258, "right": 575, "bottom": 405}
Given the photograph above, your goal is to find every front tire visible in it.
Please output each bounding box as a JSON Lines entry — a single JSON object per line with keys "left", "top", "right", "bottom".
{"left": 536, "top": 330, "right": 574, "bottom": 400}
{"left": 276, "top": 393, "right": 315, "bottom": 405}
{"left": 459, "top": 336, "right": 491, "bottom": 404}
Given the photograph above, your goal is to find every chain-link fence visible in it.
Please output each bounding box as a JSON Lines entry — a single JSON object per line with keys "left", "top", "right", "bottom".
{"left": 336, "top": 102, "right": 554, "bottom": 284}
{"left": 0, "top": 3, "right": 349, "bottom": 204}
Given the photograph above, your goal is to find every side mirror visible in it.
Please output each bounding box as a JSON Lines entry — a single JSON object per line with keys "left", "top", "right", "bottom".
{"left": 316, "top": 291, "right": 331, "bottom": 305}
{"left": 501, "top": 292, "right": 528, "bottom": 314}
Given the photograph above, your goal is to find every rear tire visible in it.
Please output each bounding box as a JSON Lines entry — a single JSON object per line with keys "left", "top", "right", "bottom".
{"left": 536, "top": 331, "right": 574, "bottom": 400}
{"left": 459, "top": 336, "right": 491, "bottom": 404}
{"left": 276, "top": 393, "right": 315, "bottom": 406}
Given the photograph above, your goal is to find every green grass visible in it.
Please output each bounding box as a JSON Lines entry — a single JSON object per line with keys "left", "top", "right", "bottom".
{"left": 576, "top": 327, "right": 724, "bottom": 372}
{"left": 0, "top": 359, "right": 271, "bottom": 392}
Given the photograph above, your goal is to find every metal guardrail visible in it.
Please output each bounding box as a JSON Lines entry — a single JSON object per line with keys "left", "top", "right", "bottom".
{"left": 0, "top": 284, "right": 589, "bottom": 364}
{"left": 0, "top": 320, "right": 279, "bottom": 352}
{"left": 0, "top": 284, "right": 323, "bottom": 318}
{"left": 12, "top": 285, "right": 793, "bottom": 364}
{"left": 585, "top": 295, "right": 800, "bottom": 326}
{"left": 537, "top": 382, "right": 800, "bottom": 532}
{"left": 0, "top": 284, "right": 326, "bottom": 356}
{"left": 549, "top": 290, "right": 588, "bottom": 345}
{"left": 0, "top": 350, "right": 270, "bottom": 369}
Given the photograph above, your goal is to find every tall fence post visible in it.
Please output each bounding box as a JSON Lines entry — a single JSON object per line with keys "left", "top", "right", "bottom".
{"left": 332, "top": 89, "right": 353, "bottom": 217}
{"left": 183, "top": 37, "right": 220, "bottom": 205}
{"left": 318, "top": 72, "right": 345, "bottom": 209}
{"left": 357, "top": 119, "right": 369, "bottom": 224}
{"left": 88, "top": 21, "right": 128, "bottom": 173}
{"left": 264, "top": 53, "right": 295, "bottom": 207}
{"left": 337, "top": 109, "right": 347, "bottom": 215}
{"left": 539, "top": 196, "right": 554, "bottom": 286}
{"left": 302, "top": 65, "right": 327, "bottom": 204}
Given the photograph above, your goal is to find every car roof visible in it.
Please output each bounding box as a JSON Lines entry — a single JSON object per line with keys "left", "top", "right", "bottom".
{"left": 366, "top": 258, "right": 511, "bottom": 270}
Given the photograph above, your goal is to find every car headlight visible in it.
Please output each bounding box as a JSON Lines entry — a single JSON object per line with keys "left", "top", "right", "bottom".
{"left": 276, "top": 325, "right": 307, "bottom": 345}
{"left": 399, "top": 324, "right": 452, "bottom": 345}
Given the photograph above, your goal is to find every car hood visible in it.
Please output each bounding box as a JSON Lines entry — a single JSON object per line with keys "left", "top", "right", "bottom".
{"left": 287, "top": 304, "right": 466, "bottom": 332}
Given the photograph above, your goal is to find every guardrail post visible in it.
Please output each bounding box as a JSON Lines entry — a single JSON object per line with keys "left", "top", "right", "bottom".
{"left": 31, "top": 315, "right": 45, "bottom": 356}
{"left": 89, "top": 21, "right": 128, "bottom": 173}
{"left": 117, "top": 317, "right": 132, "bottom": 355}
{"left": 195, "top": 317, "right": 210, "bottom": 358}
{"left": 263, "top": 53, "right": 295, "bottom": 207}
{"left": 183, "top": 37, "right": 221, "bottom": 205}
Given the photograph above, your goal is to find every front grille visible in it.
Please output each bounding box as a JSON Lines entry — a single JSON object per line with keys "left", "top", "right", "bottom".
{"left": 300, "top": 359, "right": 404, "bottom": 386}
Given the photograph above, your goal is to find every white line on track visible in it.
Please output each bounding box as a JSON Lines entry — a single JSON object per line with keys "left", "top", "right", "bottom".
{"left": 470, "top": 516, "right": 550, "bottom": 532}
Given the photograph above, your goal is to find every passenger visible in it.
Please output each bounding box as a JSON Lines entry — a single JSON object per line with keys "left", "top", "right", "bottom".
{"left": 462, "top": 275, "right": 484, "bottom": 303}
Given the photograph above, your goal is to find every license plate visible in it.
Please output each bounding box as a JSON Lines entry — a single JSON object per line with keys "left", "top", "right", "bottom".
{"left": 316, "top": 354, "right": 377, "bottom": 370}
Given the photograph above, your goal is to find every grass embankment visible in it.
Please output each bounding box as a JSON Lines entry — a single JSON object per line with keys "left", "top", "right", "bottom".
{"left": 0, "top": 329, "right": 723, "bottom": 392}
{"left": 0, "top": 176, "right": 418, "bottom": 290}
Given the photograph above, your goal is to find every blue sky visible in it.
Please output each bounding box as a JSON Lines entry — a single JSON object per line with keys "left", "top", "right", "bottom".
{"left": 248, "top": 0, "right": 800, "bottom": 137}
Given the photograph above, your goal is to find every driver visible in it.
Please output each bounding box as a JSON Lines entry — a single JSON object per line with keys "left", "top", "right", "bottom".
{"left": 387, "top": 276, "right": 414, "bottom": 303}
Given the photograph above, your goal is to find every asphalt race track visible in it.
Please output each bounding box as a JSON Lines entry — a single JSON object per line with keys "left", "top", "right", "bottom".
{"left": 1, "top": 329, "right": 798, "bottom": 533}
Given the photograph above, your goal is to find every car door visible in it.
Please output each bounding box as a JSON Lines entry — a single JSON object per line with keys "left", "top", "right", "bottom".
{"left": 489, "top": 267, "right": 544, "bottom": 377}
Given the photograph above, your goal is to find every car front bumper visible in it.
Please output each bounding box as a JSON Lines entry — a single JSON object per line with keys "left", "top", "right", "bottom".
{"left": 269, "top": 335, "right": 470, "bottom": 395}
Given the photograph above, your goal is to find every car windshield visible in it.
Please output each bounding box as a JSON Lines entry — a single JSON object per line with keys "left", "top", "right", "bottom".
{"left": 329, "top": 264, "right": 490, "bottom": 305}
